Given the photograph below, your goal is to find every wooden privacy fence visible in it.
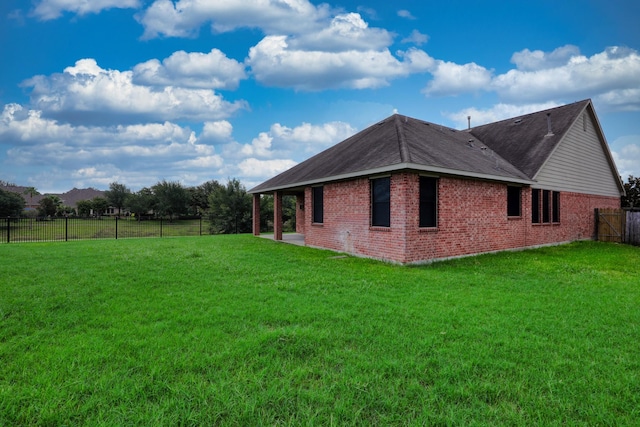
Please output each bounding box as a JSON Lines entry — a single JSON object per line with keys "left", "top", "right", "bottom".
{"left": 595, "top": 208, "right": 640, "bottom": 245}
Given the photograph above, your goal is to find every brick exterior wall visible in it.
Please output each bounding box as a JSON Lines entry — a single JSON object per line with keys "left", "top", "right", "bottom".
{"left": 302, "top": 172, "right": 620, "bottom": 263}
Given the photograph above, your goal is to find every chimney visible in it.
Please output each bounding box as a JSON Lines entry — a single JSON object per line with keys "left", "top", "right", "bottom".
{"left": 545, "top": 112, "right": 554, "bottom": 137}
{"left": 467, "top": 115, "right": 471, "bottom": 130}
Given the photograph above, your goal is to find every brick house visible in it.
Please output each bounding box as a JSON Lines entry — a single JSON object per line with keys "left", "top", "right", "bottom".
{"left": 249, "top": 99, "right": 624, "bottom": 264}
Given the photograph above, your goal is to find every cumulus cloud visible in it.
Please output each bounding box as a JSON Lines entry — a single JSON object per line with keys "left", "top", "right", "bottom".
{"left": 610, "top": 135, "right": 640, "bottom": 178}
{"left": 237, "top": 158, "right": 298, "bottom": 178}
{"left": 420, "top": 45, "right": 640, "bottom": 112}
{"left": 32, "top": 0, "right": 141, "bottom": 20}
{"left": 511, "top": 44, "right": 581, "bottom": 71}
{"left": 445, "top": 101, "right": 560, "bottom": 129}
{"left": 1, "top": 102, "right": 359, "bottom": 192}
{"left": 247, "top": 35, "right": 432, "bottom": 90}
{"left": 0, "top": 102, "right": 226, "bottom": 190}
{"left": 492, "top": 46, "right": 640, "bottom": 105}
{"left": 288, "top": 13, "right": 393, "bottom": 52}
{"left": 22, "top": 59, "right": 247, "bottom": 125}
{"left": 402, "top": 29, "right": 429, "bottom": 46}
{"left": 229, "top": 120, "right": 356, "bottom": 159}
{"left": 201, "top": 120, "right": 234, "bottom": 143}
{"left": 137, "top": 0, "right": 329, "bottom": 39}
{"left": 132, "top": 49, "right": 247, "bottom": 90}
{"left": 423, "top": 60, "right": 493, "bottom": 96}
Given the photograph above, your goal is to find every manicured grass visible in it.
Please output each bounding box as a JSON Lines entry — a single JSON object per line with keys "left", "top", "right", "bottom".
{"left": 1, "top": 237, "right": 639, "bottom": 425}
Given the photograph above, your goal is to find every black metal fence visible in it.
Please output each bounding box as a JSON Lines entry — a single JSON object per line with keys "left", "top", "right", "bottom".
{"left": 1, "top": 216, "right": 206, "bottom": 243}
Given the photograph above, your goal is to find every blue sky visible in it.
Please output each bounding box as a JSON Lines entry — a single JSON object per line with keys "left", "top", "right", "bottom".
{"left": 1, "top": 0, "right": 639, "bottom": 193}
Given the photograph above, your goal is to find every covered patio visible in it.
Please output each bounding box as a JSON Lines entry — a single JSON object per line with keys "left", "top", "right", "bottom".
{"left": 251, "top": 191, "right": 306, "bottom": 243}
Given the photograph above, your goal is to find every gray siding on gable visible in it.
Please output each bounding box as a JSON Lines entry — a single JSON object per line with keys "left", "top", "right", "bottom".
{"left": 534, "top": 111, "right": 621, "bottom": 196}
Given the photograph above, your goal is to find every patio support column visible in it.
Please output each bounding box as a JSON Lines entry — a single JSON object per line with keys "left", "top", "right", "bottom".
{"left": 273, "top": 191, "right": 283, "bottom": 241}
{"left": 252, "top": 194, "right": 261, "bottom": 236}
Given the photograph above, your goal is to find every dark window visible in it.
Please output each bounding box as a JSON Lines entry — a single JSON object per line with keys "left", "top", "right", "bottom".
{"left": 552, "top": 191, "right": 560, "bottom": 223}
{"left": 532, "top": 189, "right": 541, "bottom": 223}
{"left": 312, "top": 186, "right": 323, "bottom": 223}
{"left": 371, "top": 177, "right": 390, "bottom": 227}
{"left": 542, "top": 190, "right": 551, "bottom": 223}
{"left": 507, "top": 186, "right": 521, "bottom": 217}
{"left": 419, "top": 176, "right": 437, "bottom": 227}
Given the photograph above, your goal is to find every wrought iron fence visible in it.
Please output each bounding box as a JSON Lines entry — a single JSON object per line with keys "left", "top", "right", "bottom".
{"left": 1, "top": 216, "right": 205, "bottom": 243}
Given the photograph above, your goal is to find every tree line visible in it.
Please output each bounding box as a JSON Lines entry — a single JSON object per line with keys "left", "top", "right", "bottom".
{"left": 0, "top": 179, "right": 297, "bottom": 234}
{"left": 3, "top": 175, "right": 637, "bottom": 232}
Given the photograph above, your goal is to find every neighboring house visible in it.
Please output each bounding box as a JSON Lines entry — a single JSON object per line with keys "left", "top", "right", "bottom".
{"left": 1, "top": 186, "right": 107, "bottom": 215}
{"left": 249, "top": 99, "right": 624, "bottom": 264}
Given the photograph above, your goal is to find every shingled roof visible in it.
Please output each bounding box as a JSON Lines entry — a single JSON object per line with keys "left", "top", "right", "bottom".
{"left": 469, "top": 99, "right": 591, "bottom": 179}
{"left": 249, "top": 99, "right": 598, "bottom": 193}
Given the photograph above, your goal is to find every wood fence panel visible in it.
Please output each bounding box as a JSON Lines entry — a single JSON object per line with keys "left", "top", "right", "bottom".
{"left": 626, "top": 211, "right": 640, "bottom": 246}
{"left": 596, "top": 208, "right": 626, "bottom": 243}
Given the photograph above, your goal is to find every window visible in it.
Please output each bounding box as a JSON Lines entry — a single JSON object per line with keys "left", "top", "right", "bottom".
{"left": 542, "top": 190, "right": 551, "bottom": 223}
{"left": 312, "top": 186, "right": 323, "bottom": 223}
{"left": 371, "top": 177, "right": 390, "bottom": 227}
{"left": 552, "top": 191, "right": 560, "bottom": 223}
{"left": 419, "top": 176, "right": 437, "bottom": 227}
{"left": 532, "top": 189, "right": 541, "bottom": 223}
{"left": 507, "top": 186, "right": 521, "bottom": 217}
{"left": 532, "top": 188, "right": 560, "bottom": 224}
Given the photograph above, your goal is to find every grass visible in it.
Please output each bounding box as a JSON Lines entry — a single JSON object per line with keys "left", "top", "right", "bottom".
{"left": 1, "top": 237, "right": 639, "bottom": 425}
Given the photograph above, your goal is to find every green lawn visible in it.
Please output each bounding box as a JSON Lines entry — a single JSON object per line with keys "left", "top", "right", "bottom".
{"left": 1, "top": 237, "right": 639, "bottom": 425}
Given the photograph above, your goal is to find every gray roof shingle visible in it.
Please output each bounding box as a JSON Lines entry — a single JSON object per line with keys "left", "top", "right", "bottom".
{"left": 249, "top": 100, "right": 594, "bottom": 193}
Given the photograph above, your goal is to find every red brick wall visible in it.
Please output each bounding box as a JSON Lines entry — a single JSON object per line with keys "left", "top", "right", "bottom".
{"left": 296, "top": 194, "right": 305, "bottom": 234}
{"left": 302, "top": 172, "right": 621, "bottom": 263}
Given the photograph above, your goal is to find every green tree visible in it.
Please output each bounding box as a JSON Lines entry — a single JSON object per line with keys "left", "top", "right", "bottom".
{"left": 190, "top": 180, "right": 222, "bottom": 214}
{"left": 37, "top": 195, "right": 61, "bottom": 217}
{"left": 208, "top": 178, "right": 252, "bottom": 234}
{"left": 0, "top": 188, "right": 26, "bottom": 217}
{"left": 77, "top": 200, "right": 93, "bottom": 217}
{"left": 91, "top": 197, "right": 109, "bottom": 216}
{"left": 622, "top": 175, "right": 640, "bottom": 209}
{"left": 104, "top": 182, "right": 131, "bottom": 215}
{"left": 152, "top": 180, "right": 189, "bottom": 219}
{"left": 127, "top": 187, "right": 156, "bottom": 219}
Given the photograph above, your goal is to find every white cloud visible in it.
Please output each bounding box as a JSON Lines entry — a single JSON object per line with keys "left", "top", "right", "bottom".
{"left": 423, "top": 60, "right": 493, "bottom": 96}
{"left": 289, "top": 13, "right": 393, "bottom": 52}
{"left": 231, "top": 120, "right": 356, "bottom": 159}
{"left": 241, "top": 132, "right": 273, "bottom": 157}
{"left": 137, "top": 0, "right": 329, "bottom": 39}
{"left": 492, "top": 46, "right": 640, "bottom": 106}
{"left": 610, "top": 135, "right": 640, "bottom": 178}
{"left": 32, "top": 0, "right": 141, "bottom": 20}
{"left": 132, "top": 49, "right": 247, "bottom": 90}
{"left": 397, "top": 10, "right": 416, "bottom": 20}
{"left": 247, "top": 36, "right": 432, "bottom": 90}
{"left": 402, "top": 29, "right": 429, "bottom": 46}
{"left": 511, "top": 45, "right": 581, "bottom": 71}
{"left": 201, "top": 120, "right": 234, "bottom": 142}
{"left": 22, "top": 59, "right": 247, "bottom": 125}
{"left": 1, "top": 102, "right": 358, "bottom": 192}
{"left": 420, "top": 45, "right": 640, "bottom": 112}
{"left": 237, "top": 158, "right": 298, "bottom": 178}
{"left": 445, "top": 102, "right": 560, "bottom": 129}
